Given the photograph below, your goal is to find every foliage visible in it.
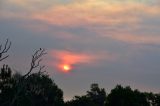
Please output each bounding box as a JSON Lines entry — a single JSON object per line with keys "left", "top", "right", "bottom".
{"left": 66, "top": 96, "right": 97, "bottom": 106}
{"left": 0, "top": 65, "right": 64, "bottom": 106}
{"left": 0, "top": 65, "right": 15, "bottom": 106}
{"left": 87, "top": 83, "right": 107, "bottom": 106}
{"left": 66, "top": 83, "right": 107, "bottom": 106}
{"left": 107, "top": 85, "right": 150, "bottom": 106}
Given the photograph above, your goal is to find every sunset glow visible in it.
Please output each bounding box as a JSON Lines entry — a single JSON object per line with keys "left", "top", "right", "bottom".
{"left": 62, "top": 64, "right": 72, "bottom": 73}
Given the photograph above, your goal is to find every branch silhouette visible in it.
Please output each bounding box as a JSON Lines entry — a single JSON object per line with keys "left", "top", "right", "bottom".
{"left": 0, "top": 39, "right": 11, "bottom": 61}
{"left": 10, "top": 48, "right": 47, "bottom": 106}
{"left": 23, "top": 48, "right": 47, "bottom": 78}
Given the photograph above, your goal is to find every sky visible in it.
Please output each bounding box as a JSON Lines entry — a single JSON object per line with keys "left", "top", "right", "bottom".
{"left": 0, "top": 0, "right": 160, "bottom": 100}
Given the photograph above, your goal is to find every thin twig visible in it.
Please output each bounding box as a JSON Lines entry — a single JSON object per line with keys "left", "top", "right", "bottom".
{"left": 0, "top": 39, "right": 11, "bottom": 62}
{"left": 23, "top": 48, "right": 46, "bottom": 78}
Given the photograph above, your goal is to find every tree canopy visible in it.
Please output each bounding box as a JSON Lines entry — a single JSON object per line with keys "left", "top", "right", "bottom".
{"left": 0, "top": 65, "right": 64, "bottom": 106}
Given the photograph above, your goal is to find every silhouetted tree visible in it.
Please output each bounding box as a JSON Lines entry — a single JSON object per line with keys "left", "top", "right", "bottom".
{"left": 0, "top": 65, "right": 64, "bottom": 106}
{"left": 0, "top": 65, "right": 15, "bottom": 106}
{"left": 10, "top": 48, "right": 47, "bottom": 106}
{"left": 87, "top": 83, "right": 107, "bottom": 106}
{"left": 12, "top": 72, "right": 64, "bottom": 106}
{"left": 66, "top": 83, "right": 106, "bottom": 106}
{"left": 0, "top": 48, "right": 64, "bottom": 106}
{"left": 107, "top": 85, "right": 150, "bottom": 106}
{"left": 145, "top": 92, "right": 160, "bottom": 106}
{"left": 154, "top": 94, "right": 160, "bottom": 106}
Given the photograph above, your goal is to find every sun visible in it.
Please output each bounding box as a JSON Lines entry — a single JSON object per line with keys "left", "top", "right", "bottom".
{"left": 62, "top": 64, "right": 71, "bottom": 72}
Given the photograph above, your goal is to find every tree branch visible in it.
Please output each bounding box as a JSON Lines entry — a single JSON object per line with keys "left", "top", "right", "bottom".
{"left": 0, "top": 39, "right": 11, "bottom": 62}
{"left": 10, "top": 48, "right": 47, "bottom": 106}
{"left": 23, "top": 48, "right": 47, "bottom": 78}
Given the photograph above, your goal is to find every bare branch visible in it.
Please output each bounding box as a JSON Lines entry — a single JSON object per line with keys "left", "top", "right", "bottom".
{"left": 0, "top": 39, "right": 11, "bottom": 62}
{"left": 0, "top": 55, "right": 9, "bottom": 61}
{"left": 38, "top": 65, "right": 45, "bottom": 73}
{"left": 23, "top": 48, "right": 47, "bottom": 78}
{"left": 10, "top": 48, "right": 46, "bottom": 106}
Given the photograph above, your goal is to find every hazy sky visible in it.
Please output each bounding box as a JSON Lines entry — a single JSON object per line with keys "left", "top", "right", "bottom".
{"left": 0, "top": 0, "right": 160, "bottom": 100}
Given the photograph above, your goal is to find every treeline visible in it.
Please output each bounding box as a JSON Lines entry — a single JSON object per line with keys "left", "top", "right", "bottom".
{"left": 0, "top": 39, "right": 160, "bottom": 106}
{"left": 0, "top": 65, "right": 160, "bottom": 106}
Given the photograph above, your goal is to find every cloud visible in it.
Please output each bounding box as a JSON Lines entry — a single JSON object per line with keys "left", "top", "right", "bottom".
{"left": 1, "top": 0, "right": 160, "bottom": 26}
{"left": 3, "top": 0, "right": 56, "bottom": 10}
{"left": 48, "top": 49, "right": 116, "bottom": 70}
{"left": 101, "top": 32, "right": 160, "bottom": 45}
{"left": 1, "top": 0, "right": 160, "bottom": 46}
{"left": 109, "top": 35, "right": 160, "bottom": 45}
{"left": 32, "top": 0, "right": 160, "bottom": 27}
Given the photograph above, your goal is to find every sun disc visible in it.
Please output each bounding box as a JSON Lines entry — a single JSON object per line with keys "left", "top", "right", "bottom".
{"left": 63, "top": 64, "right": 71, "bottom": 72}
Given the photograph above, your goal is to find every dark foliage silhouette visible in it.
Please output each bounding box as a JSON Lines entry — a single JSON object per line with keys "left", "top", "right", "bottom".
{"left": 0, "top": 65, "right": 64, "bottom": 106}
{"left": 107, "top": 85, "right": 150, "bottom": 106}
{"left": 66, "top": 83, "right": 106, "bottom": 106}
{"left": 0, "top": 65, "right": 15, "bottom": 106}
{"left": 1, "top": 65, "right": 160, "bottom": 106}
{"left": 0, "top": 47, "right": 64, "bottom": 106}
{"left": 66, "top": 95, "right": 97, "bottom": 106}
{"left": 87, "top": 83, "right": 107, "bottom": 106}
{"left": 145, "top": 92, "right": 160, "bottom": 106}
{"left": 10, "top": 48, "right": 47, "bottom": 106}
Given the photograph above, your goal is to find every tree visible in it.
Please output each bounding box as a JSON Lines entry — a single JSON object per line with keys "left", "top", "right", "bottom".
{"left": 14, "top": 72, "right": 64, "bottom": 106}
{"left": 145, "top": 92, "right": 160, "bottom": 106}
{"left": 87, "top": 83, "right": 107, "bottom": 106}
{"left": 0, "top": 65, "right": 15, "bottom": 106}
{"left": 10, "top": 48, "right": 47, "bottom": 106}
{"left": 66, "top": 83, "right": 107, "bottom": 106}
{"left": 107, "top": 85, "right": 150, "bottom": 106}
{"left": 0, "top": 65, "right": 64, "bottom": 106}
{"left": 154, "top": 94, "right": 160, "bottom": 106}
{"left": 0, "top": 48, "right": 64, "bottom": 106}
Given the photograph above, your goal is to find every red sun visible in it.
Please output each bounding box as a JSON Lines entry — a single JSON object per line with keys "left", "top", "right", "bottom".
{"left": 62, "top": 64, "right": 72, "bottom": 72}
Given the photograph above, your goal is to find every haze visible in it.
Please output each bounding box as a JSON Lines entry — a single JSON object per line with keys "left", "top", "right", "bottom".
{"left": 0, "top": 0, "right": 160, "bottom": 100}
